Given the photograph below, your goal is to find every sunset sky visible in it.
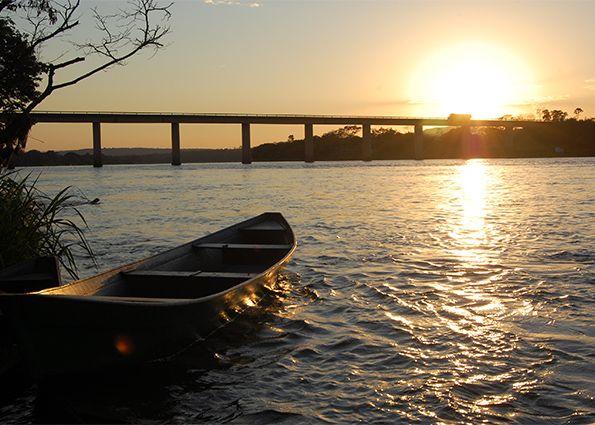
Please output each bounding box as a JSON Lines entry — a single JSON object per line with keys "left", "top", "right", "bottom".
{"left": 27, "top": 0, "right": 595, "bottom": 150}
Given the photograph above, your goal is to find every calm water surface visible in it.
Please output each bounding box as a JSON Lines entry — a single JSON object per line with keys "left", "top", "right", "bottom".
{"left": 1, "top": 158, "right": 594, "bottom": 424}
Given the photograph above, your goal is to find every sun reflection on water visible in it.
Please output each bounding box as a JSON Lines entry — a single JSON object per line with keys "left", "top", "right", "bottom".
{"left": 449, "top": 159, "right": 492, "bottom": 264}
{"left": 401, "top": 159, "right": 530, "bottom": 420}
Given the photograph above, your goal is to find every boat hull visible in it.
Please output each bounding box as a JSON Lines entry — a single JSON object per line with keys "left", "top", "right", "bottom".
{"left": 2, "top": 269, "right": 280, "bottom": 376}
{"left": 0, "top": 213, "right": 295, "bottom": 377}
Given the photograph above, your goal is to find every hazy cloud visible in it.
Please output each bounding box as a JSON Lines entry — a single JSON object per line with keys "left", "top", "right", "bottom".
{"left": 511, "top": 94, "right": 571, "bottom": 107}
{"left": 585, "top": 78, "right": 595, "bottom": 90}
{"left": 203, "top": 0, "right": 261, "bottom": 7}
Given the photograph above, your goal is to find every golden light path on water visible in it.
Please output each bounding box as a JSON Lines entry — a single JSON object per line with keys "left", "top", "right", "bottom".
{"left": 392, "top": 159, "right": 535, "bottom": 419}
{"left": 451, "top": 159, "right": 490, "bottom": 258}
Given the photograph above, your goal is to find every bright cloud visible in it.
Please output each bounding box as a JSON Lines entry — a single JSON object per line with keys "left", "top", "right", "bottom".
{"left": 203, "top": 0, "right": 261, "bottom": 6}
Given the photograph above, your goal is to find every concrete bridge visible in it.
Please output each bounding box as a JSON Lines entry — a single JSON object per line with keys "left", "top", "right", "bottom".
{"left": 20, "top": 111, "right": 546, "bottom": 167}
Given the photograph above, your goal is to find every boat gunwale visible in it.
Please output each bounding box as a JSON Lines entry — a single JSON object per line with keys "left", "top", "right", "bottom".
{"left": 12, "top": 212, "right": 296, "bottom": 306}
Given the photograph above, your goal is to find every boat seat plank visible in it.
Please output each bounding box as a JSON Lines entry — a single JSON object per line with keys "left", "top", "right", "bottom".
{"left": 193, "top": 243, "right": 292, "bottom": 250}
{"left": 123, "top": 270, "right": 259, "bottom": 279}
{"left": 196, "top": 272, "right": 259, "bottom": 279}
{"left": 123, "top": 270, "right": 197, "bottom": 277}
{"left": 240, "top": 221, "right": 285, "bottom": 231}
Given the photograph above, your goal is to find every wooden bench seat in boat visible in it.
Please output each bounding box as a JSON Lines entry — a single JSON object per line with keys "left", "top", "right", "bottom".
{"left": 191, "top": 243, "right": 293, "bottom": 266}
{"left": 122, "top": 270, "right": 259, "bottom": 279}
{"left": 240, "top": 221, "right": 286, "bottom": 231}
{"left": 192, "top": 243, "right": 292, "bottom": 250}
{"left": 238, "top": 221, "right": 288, "bottom": 243}
{"left": 117, "top": 270, "right": 262, "bottom": 299}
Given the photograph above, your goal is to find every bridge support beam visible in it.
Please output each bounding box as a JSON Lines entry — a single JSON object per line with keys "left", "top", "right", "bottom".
{"left": 92, "top": 122, "right": 102, "bottom": 167}
{"left": 461, "top": 125, "right": 472, "bottom": 158}
{"left": 362, "top": 123, "right": 372, "bottom": 161}
{"left": 304, "top": 123, "right": 314, "bottom": 163}
{"left": 506, "top": 126, "right": 514, "bottom": 145}
{"left": 171, "top": 122, "right": 181, "bottom": 166}
{"left": 414, "top": 124, "right": 424, "bottom": 160}
{"left": 242, "top": 123, "right": 252, "bottom": 164}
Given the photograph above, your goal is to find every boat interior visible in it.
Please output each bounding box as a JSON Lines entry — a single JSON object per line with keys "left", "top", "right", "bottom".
{"left": 43, "top": 216, "right": 294, "bottom": 300}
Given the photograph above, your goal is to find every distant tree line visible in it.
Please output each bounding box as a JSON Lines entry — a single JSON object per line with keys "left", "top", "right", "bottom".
{"left": 13, "top": 148, "right": 241, "bottom": 167}
{"left": 253, "top": 110, "right": 594, "bottom": 161}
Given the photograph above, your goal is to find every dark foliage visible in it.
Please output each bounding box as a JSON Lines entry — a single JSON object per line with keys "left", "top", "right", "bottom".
{"left": 252, "top": 121, "right": 595, "bottom": 161}
{"left": 0, "top": 172, "right": 95, "bottom": 278}
{"left": 13, "top": 148, "right": 242, "bottom": 167}
{"left": 0, "top": 19, "right": 44, "bottom": 113}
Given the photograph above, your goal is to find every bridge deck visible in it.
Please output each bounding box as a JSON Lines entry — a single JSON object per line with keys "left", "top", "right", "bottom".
{"left": 16, "top": 111, "right": 543, "bottom": 127}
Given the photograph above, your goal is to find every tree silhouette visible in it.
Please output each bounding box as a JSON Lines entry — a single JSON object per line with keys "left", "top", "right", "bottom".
{"left": 574, "top": 107, "right": 584, "bottom": 120}
{"left": 550, "top": 110, "right": 568, "bottom": 122}
{"left": 323, "top": 125, "right": 361, "bottom": 139}
{"left": 0, "top": 0, "right": 173, "bottom": 168}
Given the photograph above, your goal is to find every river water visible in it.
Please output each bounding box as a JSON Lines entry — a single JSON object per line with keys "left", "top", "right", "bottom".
{"left": 1, "top": 158, "right": 594, "bottom": 424}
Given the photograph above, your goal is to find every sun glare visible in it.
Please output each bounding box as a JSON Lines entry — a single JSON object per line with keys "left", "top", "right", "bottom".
{"left": 409, "top": 42, "right": 536, "bottom": 118}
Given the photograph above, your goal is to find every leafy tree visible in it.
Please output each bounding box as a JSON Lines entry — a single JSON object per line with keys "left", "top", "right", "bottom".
{"left": 0, "top": 0, "right": 173, "bottom": 168}
{"left": 574, "top": 107, "right": 584, "bottom": 120}
{"left": 322, "top": 125, "right": 361, "bottom": 139}
{"left": 550, "top": 110, "right": 568, "bottom": 122}
{"left": 372, "top": 127, "right": 399, "bottom": 137}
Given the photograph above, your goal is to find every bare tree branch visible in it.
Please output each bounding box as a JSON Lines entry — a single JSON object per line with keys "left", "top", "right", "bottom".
{"left": 24, "top": 0, "right": 81, "bottom": 48}
{"left": 52, "top": 56, "right": 84, "bottom": 70}
{"left": 18, "top": 0, "right": 173, "bottom": 113}
{"left": 0, "top": 0, "right": 15, "bottom": 14}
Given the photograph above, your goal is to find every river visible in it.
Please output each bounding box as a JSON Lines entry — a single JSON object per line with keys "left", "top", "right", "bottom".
{"left": 1, "top": 158, "right": 594, "bottom": 423}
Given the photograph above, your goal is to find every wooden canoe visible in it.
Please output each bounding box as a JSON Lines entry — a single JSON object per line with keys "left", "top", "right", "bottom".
{"left": 0, "top": 212, "right": 296, "bottom": 377}
{"left": 0, "top": 256, "right": 62, "bottom": 294}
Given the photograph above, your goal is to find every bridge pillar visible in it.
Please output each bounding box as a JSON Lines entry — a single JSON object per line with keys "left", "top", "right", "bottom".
{"left": 171, "top": 122, "right": 181, "bottom": 166}
{"left": 304, "top": 123, "right": 314, "bottom": 163}
{"left": 506, "top": 125, "right": 514, "bottom": 145}
{"left": 362, "top": 123, "right": 372, "bottom": 161}
{"left": 461, "top": 125, "right": 473, "bottom": 158}
{"left": 92, "top": 122, "right": 102, "bottom": 168}
{"left": 242, "top": 123, "right": 252, "bottom": 164}
{"left": 414, "top": 123, "right": 424, "bottom": 160}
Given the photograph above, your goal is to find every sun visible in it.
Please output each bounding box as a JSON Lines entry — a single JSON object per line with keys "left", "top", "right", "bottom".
{"left": 409, "top": 42, "right": 536, "bottom": 119}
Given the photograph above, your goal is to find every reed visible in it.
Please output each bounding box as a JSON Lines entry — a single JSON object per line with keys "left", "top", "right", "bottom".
{"left": 0, "top": 171, "right": 95, "bottom": 279}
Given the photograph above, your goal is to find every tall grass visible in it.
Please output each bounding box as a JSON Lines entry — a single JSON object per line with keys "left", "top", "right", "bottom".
{"left": 0, "top": 171, "right": 95, "bottom": 279}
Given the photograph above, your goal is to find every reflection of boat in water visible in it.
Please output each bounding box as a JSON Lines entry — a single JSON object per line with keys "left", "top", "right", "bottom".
{"left": 0, "top": 213, "right": 296, "bottom": 377}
